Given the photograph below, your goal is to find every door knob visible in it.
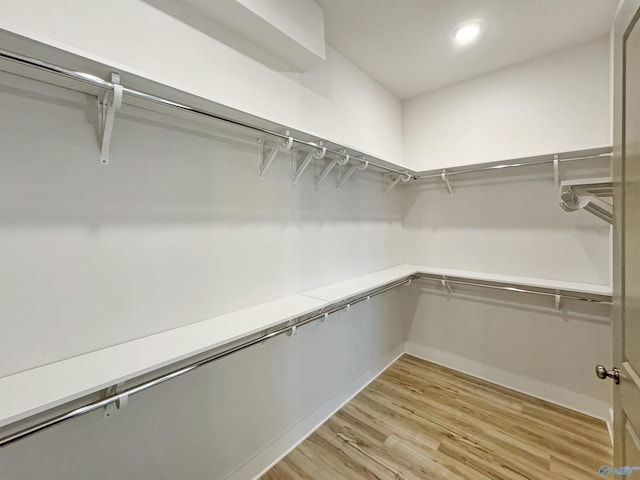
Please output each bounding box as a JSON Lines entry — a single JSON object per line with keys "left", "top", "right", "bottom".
{"left": 595, "top": 365, "right": 620, "bottom": 384}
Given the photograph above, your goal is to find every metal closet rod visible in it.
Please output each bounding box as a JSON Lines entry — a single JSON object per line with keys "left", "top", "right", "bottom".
{"left": 417, "top": 275, "right": 612, "bottom": 304}
{"left": 0, "top": 48, "right": 411, "bottom": 178}
{"left": 415, "top": 152, "right": 613, "bottom": 179}
{"left": 0, "top": 276, "right": 414, "bottom": 448}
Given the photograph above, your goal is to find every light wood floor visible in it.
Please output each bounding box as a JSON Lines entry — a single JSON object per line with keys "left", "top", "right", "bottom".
{"left": 262, "top": 355, "right": 611, "bottom": 480}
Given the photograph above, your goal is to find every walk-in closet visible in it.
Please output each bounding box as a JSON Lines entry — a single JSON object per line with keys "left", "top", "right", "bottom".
{"left": 1, "top": 1, "right": 639, "bottom": 479}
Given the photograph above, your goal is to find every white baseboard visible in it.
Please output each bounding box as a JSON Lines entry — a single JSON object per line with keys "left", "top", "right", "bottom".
{"left": 225, "top": 342, "right": 406, "bottom": 480}
{"left": 404, "top": 342, "right": 610, "bottom": 422}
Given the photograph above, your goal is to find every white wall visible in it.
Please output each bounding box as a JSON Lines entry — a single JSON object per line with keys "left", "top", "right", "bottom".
{"left": 399, "top": 37, "right": 613, "bottom": 420}
{"left": 0, "top": 67, "right": 411, "bottom": 479}
{"left": 405, "top": 286, "right": 612, "bottom": 419}
{"left": 0, "top": 0, "right": 403, "bottom": 163}
{"left": 402, "top": 164, "right": 613, "bottom": 419}
{"left": 0, "top": 5, "right": 616, "bottom": 477}
{"left": 402, "top": 38, "right": 611, "bottom": 170}
{"left": 0, "top": 290, "right": 412, "bottom": 480}
{"left": 403, "top": 166, "right": 611, "bottom": 284}
{"left": 0, "top": 71, "right": 405, "bottom": 377}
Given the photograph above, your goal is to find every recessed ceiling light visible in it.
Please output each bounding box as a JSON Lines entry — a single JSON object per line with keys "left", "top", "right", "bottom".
{"left": 453, "top": 21, "right": 482, "bottom": 45}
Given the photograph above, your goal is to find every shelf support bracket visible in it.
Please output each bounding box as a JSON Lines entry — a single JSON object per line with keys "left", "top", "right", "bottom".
{"left": 383, "top": 172, "right": 411, "bottom": 196}
{"left": 554, "top": 294, "right": 561, "bottom": 311}
{"left": 442, "top": 277, "right": 453, "bottom": 295}
{"left": 337, "top": 158, "right": 368, "bottom": 191}
{"left": 336, "top": 304, "right": 351, "bottom": 316}
{"left": 553, "top": 155, "right": 560, "bottom": 191}
{"left": 442, "top": 170, "right": 454, "bottom": 196}
{"left": 258, "top": 131, "right": 293, "bottom": 183}
{"left": 293, "top": 144, "right": 326, "bottom": 187}
{"left": 97, "top": 72, "right": 123, "bottom": 165}
{"left": 316, "top": 150, "right": 349, "bottom": 189}
{"left": 103, "top": 382, "right": 128, "bottom": 419}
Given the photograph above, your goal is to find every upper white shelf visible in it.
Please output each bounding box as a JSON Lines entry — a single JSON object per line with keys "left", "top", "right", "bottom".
{"left": 413, "top": 147, "right": 612, "bottom": 181}
{"left": 0, "top": 29, "right": 411, "bottom": 179}
{"left": 0, "top": 264, "right": 612, "bottom": 432}
{"left": 0, "top": 33, "right": 612, "bottom": 187}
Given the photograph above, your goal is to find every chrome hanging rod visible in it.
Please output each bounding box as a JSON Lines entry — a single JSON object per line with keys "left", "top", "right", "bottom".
{"left": 0, "top": 276, "right": 415, "bottom": 448}
{"left": 0, "top": 48, "right": 412, "bottom": 178}
{"left": 417, "top": 274, "right": 612, "bottom": 304}
{"left": 415, "top": 151, "right": 612, "bottom": 180}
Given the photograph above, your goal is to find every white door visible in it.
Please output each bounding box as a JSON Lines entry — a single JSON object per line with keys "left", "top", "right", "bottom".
{"left": 609, "top": 0, "right": 640, "bottom": 471}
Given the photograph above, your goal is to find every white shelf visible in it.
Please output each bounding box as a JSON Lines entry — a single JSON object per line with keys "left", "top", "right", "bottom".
{"left": 0, "top": 30, "right": 414, "bottom": 179}
{"left": 0, "top": 264, "right": 612, "bottom": 430}
{"left": 301, "top": 265, "right": 418, "bottom": 302}
{"left": 0, "top": 294, "right": 326, "bottom": 428}
{"left": 412, "top": 265, "right": 612, "bottom": 297}
{"left": 302, "top": 264, "right": 612, "bottom": 301}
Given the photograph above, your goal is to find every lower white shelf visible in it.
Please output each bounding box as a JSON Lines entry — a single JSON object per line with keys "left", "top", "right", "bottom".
{"left": 0, "top": 264, "right": 612, "bottom": 439}
{"left": 0, "top": 294, "right": 327, "bottom": 429}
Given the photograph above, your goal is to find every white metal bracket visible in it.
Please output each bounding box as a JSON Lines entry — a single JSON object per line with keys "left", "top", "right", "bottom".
{"left": 97, "top": 73, "right": 123, "bottom": 165}
{"left": 103, "top": 382, "right": 128, "bottom": 419}
{"left": 285, "top": 318, "right": 300, "bottom": 336}
{"left": 336, "top": 304, "right": 351, "bottom": 316}
{"left": 554, "top": 294, "right": 561, "bottom": 311}
{"left": 316, "top": 150, "right": 350, "bottom": 189}
{"left": 442, "top": 278, "right": 453, "bottom": 295}
{"left": 293, "top": 144, "right": 326, "bottom": 187}
{"left": 441, "top": 170, "right": 454, "bottom": 196}
{"left": 258, "top": 131, "right": 293, "bottom": 183}
{"left": 337, "top": 158, "right": 368, "bottom": 191}
{"left": 553, "top": 154, "right": 560, "bottom": 191}
{"left": 383, "top": 173, "right": 411, "bottom": 196}
{"left": 260, "top": 328, "right": 271, "bottom": 350}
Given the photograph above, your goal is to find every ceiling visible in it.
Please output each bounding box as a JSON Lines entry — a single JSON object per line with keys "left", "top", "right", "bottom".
{"left": 315, "top": 0, "right": 619, "bottom": 99}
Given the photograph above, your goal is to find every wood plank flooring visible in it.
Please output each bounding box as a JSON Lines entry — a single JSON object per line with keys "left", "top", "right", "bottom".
{"left": 262, "top": 355, "right": 611, "bottom": 480}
